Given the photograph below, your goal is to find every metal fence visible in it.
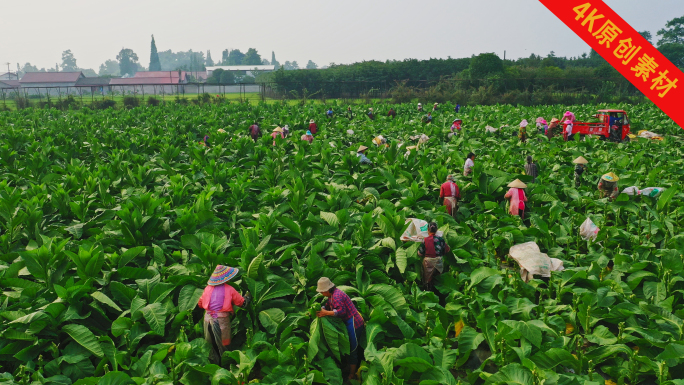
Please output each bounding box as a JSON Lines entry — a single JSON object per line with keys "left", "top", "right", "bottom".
{"left": 1, "top": 77, "right": 647, "bottom": 108}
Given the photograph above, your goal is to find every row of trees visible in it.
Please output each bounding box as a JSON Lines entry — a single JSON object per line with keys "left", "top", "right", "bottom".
{"left": 268, "top": 16, "right": 684, "bottom": 98}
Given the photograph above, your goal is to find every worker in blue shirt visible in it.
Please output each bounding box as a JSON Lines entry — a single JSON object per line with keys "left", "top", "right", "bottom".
{"left": 326, "top": 108, "right": 333, "bottom": 119}
{"left": 455, "top": 104, "right": 461, "bottom": 113}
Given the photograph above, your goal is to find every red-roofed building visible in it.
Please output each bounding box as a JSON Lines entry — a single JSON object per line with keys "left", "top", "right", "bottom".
{"left": 109, "top": 71, "right": 188, "bottom": 94}
{"left": 20, "top": 72, "right": 85, "bottom": 87}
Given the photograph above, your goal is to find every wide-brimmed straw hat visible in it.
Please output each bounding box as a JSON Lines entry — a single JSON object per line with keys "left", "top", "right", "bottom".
{"left": 372, "top": 135, "right": 385, "bottom": 145}
{"left": 357, "top": 145, "right": 368, "bottom": 152}
{"left": 453, "top": 119, "right": 462, "bottom": 123}
{"left": 551, "top": 118, "right": 560, "bottom": 123}
{"left": 573, "top": 156, "right": 588, "bottom": 164}
{"left": 208, "top": 265, "right": 239, "bottom": 286}
{"left": 447, "top": 175, "right": 454, "bottom": 181}
{"left": 601, "top": 172, "right": 619, "bottom": 182}
{"left": 273, "top": 127, "right": 283, "bottom": 133}
{"left": 508, "top": 179, "right": 527, "bottom": 188}
{"left": 310, "top": 119, "right": 315, "bottom": 124}
{"left": 316, "top": 277, "right": 335, "bottom": 293}
{"left": 306, "top": 130, "right": 312, "bottom": 136}
{"left": 520, "top": 120, "right": 529, "bottom": 128}
{"left": 434, "top": 103, "right": 439, "bottom": 105}
{"left": 418, "top": 103, "right": 422, "bottom": 106}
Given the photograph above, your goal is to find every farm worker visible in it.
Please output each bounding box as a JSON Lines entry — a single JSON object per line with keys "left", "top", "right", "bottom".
{"left": 463, "top": 152, "right": 476, "bottom": 177}
{"left": 372, "top": 135, "right": 387, "bottom": 147}
{"left": 440, "top": 175, "right": 461, "bottom": 217}
{"left": 563, "top": 111, "right": 575, "bottom": 141}
{"left": 199, "top": 135, "right": 210, "bottom": 147}
{"left": 417, "top": 222, "right": 451, "bottom": 291}
{"left": 282, "top": 125, "right": 290, "bottom": 137}
{"left": 357, "top": 145, "right": 372, "bottom": 165}
{"left": 451, "top": 119, "right": 462, "bottom": 133}
{"left": 536, "top": 117, "right": 547, "bottom": 135}
{"left": 433, "top": 103, "right": 439, "bottom": 111}
{"left": 316, "top": 277, "right": 366, "bottom": 381}
{"left": 417, "top": 103, "right": 423, "bottom": 112}
{"left": 347, "top": 106, "right": 354, "bottom": 120}
{"left": 367, "top": 108, "right": 375, "bottom": 120}
{"left": 197, "top": 265, "right": 251, "bottom": 364}
{"left": 524, "top": 156, "right": 538, "bottom": 183}
{"left": 504, "top": 179, "right": 528, "bottom": 219}
{"left": 248, "top": 122, "right": 261, "bottom": 142}
{"left": 326, "top": 108, "right": 334, "bottom": 119}
{"left": 598, "top": 172, "right": 620, "bottom": 201}
{"left": 608, "top": 112, "right": 622, "bottom": 129}
{"left": 388, "top": 107, "right": 397, "bottom": 118}
{"left": 573, "top": 156, "right": 588, "bottom": 187}
{"left": 308, "top": 119, "right": 318, "bottom": 135}
{"left": 519, "top": 120, "right": 528, "bottom": 143}
{"left": 301, "top": 130, "right": 314, "bottom": 144}
{"left": 541, "top": 119, "right": 548, "bottom": 136}
{"left": 455, "top": 103, "right": 461, "bottom": 113}
{"left": 424, "top": 112, "right": 433, "bottom": 124}
{"left": 271, "top": 127, "right": 284, "bottom": 146}
{"left": 548, "top": 118, "right": 560, "bottom": 139}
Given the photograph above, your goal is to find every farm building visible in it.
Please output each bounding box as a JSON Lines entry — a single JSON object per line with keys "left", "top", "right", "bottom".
{"left": 75, "top": 77, "right": 113, "bottom": 95}
{"left": 19, "top": 72, "right": 86, "bottom": 95}
{"left": 206, "top": 65, "right": 275, "bottom": 79}
{"left": 0, "top": 72, "right": 19, "bottom": 81}
{"left": 110, "top": 71, "right": 188, "bottom": 94}
{"left": 0, "top": 80, "right": 20, "bottom": 90}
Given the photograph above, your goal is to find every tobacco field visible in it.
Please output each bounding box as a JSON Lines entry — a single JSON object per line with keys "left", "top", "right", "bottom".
{"left": 0, "top": 101, "right": 683, "bottom": 385}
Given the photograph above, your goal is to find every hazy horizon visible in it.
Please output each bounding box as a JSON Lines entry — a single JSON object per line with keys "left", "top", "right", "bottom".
{"left": 1, "top": 0, "right": 682, "bottom": 74}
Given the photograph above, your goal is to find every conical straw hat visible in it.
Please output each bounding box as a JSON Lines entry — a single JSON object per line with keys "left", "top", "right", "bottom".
{"left": 507, "top": 179, "right": 527, "bottom": 188}
{"left": 357, "top": 145, "right": 368, "bottom": 152}
{"left": 273, "top": 126, "right": 283, "bottom": 133}
{"left": 601, "top": 172, "right": 619, "bottom": 182}
{"left": 573, "top": 156, "right": 588, "bottom": 164}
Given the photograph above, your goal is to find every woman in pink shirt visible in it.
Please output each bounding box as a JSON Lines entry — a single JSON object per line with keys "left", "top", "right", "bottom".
{"left": 504, "top": 179, "right": 528, "bottom": 219}
{"left": 197, "top": 265, "right": 251, "bottom": 364}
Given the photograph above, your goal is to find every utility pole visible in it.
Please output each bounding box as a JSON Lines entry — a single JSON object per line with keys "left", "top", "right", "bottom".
{"left": 4, "top": 63, "right": 10, "bottom": 79}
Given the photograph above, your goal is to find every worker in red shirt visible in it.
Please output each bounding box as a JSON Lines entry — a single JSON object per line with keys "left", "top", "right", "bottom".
{"left": 308, "top": 119, "right": 318, "bottom": 135}
{"left": 439, "top": 175, "right": 461, "bottom": 217}
{"left": 248, "top": 122, "right": 261, "bottom": 142}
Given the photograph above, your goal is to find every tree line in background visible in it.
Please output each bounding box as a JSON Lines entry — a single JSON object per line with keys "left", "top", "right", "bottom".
{"left": 266, "top": 16, "right": 684, "bottom": 104}
{"left": 13, "top": 35, "right": 316, "bottom": 79}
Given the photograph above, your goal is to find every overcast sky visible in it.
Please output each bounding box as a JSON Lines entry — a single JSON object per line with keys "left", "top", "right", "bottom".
{"left": 1, "top": 0, "right": 682, "bottom": 73}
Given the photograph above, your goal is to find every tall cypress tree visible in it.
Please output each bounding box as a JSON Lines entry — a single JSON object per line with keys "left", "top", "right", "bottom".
{"left": 206, "top": 50, "right": 214, "bottom": 66}
{"left": 271, "top": 51, "right": 280, "bottom": 70}
{"left": 149, "top": 35, "right": 161, "bottom": 71}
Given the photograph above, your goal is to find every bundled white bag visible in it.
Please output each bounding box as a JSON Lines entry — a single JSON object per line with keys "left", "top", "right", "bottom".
{"left": 579, "top": 217, "right": 599, "bottom": 241}
{"left": 400, "top": 218, "right": 443, "bottom": 242}
{"left": 485, "top": 125, "right": 498, "bottom": 133}
{"left": 621, "top": 186, "right": 640, "bottom": 195}
{"left": 640, "top": 187, "right": 665, "bottom": 198}
{"left": 508, "top": 241, "right": 564, "bottom": 283}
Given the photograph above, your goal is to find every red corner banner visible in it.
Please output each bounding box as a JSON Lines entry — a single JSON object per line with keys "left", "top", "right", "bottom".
{"left": 539, "top": 0, "right": 684, "bottom": 129}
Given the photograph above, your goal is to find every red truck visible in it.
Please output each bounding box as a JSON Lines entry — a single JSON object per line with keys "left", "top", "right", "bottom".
{"left": 564, "top": 109, "right": 631, "bottom": 142}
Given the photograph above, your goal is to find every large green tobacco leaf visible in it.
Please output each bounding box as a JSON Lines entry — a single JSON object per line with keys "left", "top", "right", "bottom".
{"left": 62, "top": 324, "right": 104, "bottom": 358}
{"left": 97, "top": 371, "right": 135, "bottom": 385}
{"left": 259, "top": 308, "right": 285, "bottom": 334}
{"left": 141, "top": 303, "right": 166, "bottom": 336}
{"left": 178, "top": 285, "right": 204, "bottom": 313}
{"left": 485, "top": 363, "right": 534, "bottom": 385}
